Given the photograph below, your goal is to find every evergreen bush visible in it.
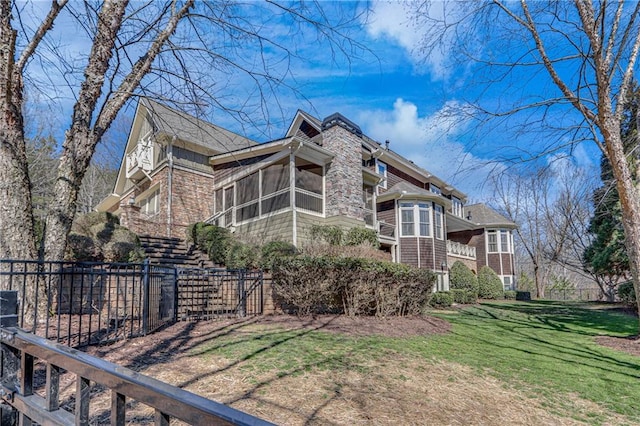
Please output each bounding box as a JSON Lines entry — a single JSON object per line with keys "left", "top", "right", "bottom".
{"left": 260, "top": 241, "right": 297, "bottom": 270}
{"left": 477, "top": 266, "right": 504, "bottom": 299}
{"left": 618, "top": 281, "right": 636, "bottom": 304}
{"left": 429, "top": 291, "right": 453, "bottom": 308}
{"left": 450, "top": 289, "right": 477, "bottom": 304}
{"left": 449, "top": 261, "right": 479, "bottom": 293}
{"left": 344, "top": 227, "right": 380, "bottom": 248}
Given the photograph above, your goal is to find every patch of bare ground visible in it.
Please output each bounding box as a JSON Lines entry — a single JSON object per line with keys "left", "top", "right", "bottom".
{"left": 596, "top": 335, "right": 640, "bottom": 357}
{"left": 42, "top": 315, "right": 626, "bottom": 425}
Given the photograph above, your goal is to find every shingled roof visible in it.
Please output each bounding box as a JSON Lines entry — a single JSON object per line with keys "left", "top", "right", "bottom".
{"left": 464, "top": 203, "right": 516, "bottom": 228}
{"left": 142, "top": 98, "right": 257, "bottom": 153}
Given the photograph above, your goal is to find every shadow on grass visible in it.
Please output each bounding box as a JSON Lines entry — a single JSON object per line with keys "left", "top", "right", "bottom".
{"left": 87, "top": 315, "right": 346, "bottom": 424}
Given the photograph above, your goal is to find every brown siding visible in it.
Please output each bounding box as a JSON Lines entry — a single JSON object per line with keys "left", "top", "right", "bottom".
{"left": 487, "top": 254, "right": 502, "bottom": 275}
{"left": 434, "top": 238, "right": 447, "bottom": 270}
{"left": 377, "top": 200, "right": 396, "bottom": 225}
{"left": 418, "top": 238, "right": 434, "bottom": 269}
{"left": 501, "top": 253, "right": 514, "bottom": 275}
{"left": 399, "top": 237, "right": 418, "bottom": 267}
{"left": 387, "top": 164, "right": 424, "bottom": 189}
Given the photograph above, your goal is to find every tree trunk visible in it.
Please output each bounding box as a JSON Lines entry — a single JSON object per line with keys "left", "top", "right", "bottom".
{"left": 0, "top": 1, "right": 36, "bottom": 262}
{"left": 604, "top": 124, "right": 640, "bottom": 322}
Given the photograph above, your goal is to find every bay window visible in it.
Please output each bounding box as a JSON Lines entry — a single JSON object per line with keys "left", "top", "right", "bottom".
{"left": 400, "top": 202, "right": 431, "bottom": 237}
{"left": 487, "top": 229, "right": 512, "bottom": 253}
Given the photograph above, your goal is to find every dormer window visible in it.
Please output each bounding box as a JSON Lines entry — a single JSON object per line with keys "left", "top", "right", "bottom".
{"left": 377, "top": 160, "right": 388, "bottom": 189}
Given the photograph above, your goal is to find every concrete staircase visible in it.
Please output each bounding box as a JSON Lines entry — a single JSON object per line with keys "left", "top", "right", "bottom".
{"left": 138, "top": 235, "right": 215, "bottom": 268}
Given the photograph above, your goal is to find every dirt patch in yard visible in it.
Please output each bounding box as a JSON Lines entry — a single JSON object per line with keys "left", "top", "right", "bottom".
{"left": 596, "top": 335, "right": 640, "bottom": 357}
{"left": 47, "top": 314, "right": 623, "bottom": 425}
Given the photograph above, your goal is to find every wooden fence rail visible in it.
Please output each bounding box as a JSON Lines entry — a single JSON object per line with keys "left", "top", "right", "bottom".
{"left": 0, "top": 291, "right": 272, "bottom": 426}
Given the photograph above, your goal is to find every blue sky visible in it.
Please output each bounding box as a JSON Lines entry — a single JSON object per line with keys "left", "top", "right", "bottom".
{"left": 22, "top": 1, "right": 603, "bottom": 202}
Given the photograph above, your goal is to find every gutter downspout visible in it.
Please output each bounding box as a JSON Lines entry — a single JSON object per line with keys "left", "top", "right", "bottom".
{"left": 167, "top": 136, "right": 176, "bottom": 238}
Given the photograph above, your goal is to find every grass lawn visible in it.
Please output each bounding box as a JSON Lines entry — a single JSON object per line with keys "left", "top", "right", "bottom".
{"left": 182, "top": 301, "right": 640, "bottom": 424}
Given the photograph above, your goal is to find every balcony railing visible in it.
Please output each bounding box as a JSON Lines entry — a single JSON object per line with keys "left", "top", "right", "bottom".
{"left": 447, "top": 240, "right": 476, "bottom": 259}
{"left": 126, "top": 136, "right": 154, "bottom": 178}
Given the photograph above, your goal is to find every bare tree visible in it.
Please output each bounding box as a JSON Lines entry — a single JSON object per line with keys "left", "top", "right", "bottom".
{"left": 0, "top": 1, "right": 367, "bottom": 264}
{"left": 493, "top": 168, "right": 554, "bottom": 298}
{"left": 415, "top": 1, "right": 640, "bottom": 317}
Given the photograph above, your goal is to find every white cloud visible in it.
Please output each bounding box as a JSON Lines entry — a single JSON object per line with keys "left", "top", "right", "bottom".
{"left": 357, "top": 98, "right": 502, "bottom": 199}
{"left": 365, "top": 1, "right": 461, "bottom": 81}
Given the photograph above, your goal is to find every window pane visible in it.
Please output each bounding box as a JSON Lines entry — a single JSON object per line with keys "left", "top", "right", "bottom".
{"left": 434, "top": 205, "right": 443, "bottom": 239}
{"left": 419, "top": 208, "right": 430, "bottom": 236}
{"left": 237, "top": 172, "right": 259, "bottom": 204}
{"left": 401, "top": 209, "right": 414, "bottom": 236}
{"left": 262, "top": 162, "right": 290, "bottom": 196}
{"left": 224, "top": 187, "right": 234, "bottom": 208}
{"left": 500, "top": 230, "right": 509, "bottom": 252}
{"left": 262, "top": 192, "right": 290, "bottom": 214}
{"left": 488, "top": 231, "right": 497, "bottom": 252}
{"left": 295, "top": 162, "right": 323, "bottom": 194}
{"left": 237, "top": 202, "right": 259, "bottom": 222}
{"left": 214, "top": 189, "right": 222, "bottom": 214}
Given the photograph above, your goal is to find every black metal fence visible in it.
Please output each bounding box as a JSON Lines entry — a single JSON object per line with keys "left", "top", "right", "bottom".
{"left": 0, "top": 259, "right": 263, "bottom": 348}
{"left": 544, "top": 287, "right": 604, "bottom": 301}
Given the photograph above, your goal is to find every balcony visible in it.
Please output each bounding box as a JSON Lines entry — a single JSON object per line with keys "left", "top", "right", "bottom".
{"left": 126, "top": 137, "right": 154, "bottom": 179}
{"left": 447, "top": 240, "right": 476, "bottom": 260}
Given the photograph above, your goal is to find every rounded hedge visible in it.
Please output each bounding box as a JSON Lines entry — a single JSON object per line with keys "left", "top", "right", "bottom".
{"left": 450, "top": 261, "right": 478, "bottom": 293}
{"left": 477, "top": 266, "right": 504, "bottom": 299}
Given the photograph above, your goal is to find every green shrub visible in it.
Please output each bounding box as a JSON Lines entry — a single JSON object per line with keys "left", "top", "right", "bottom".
{"left": 310, "top": 224, "right": 343, "bottom": 246}
{"left": 260, "top": 241, "right": 297, "bottom": 270}
{"left": 618, "top": 281, "right": 636, "bottom": 304}
{"left": 449, "top": 261, "right": 478, "bottom": 293}
{"left": 226, "top": 241, "right": 260, "bottom": 270}
{"left": 504, "top": 290, "right": 517, "bottom": 300}
{"left": 344, "top": 227, "right": 380, "bottom": 248}
{"left": 430, "top": 291, "right": 453, "bottom": 308}
{"left": 66, "top": 234, "right": 96, "bottom": 261}
{"left": 103, "top": 241, "right": 138, "bottom": 263}
{"left": 477, "top": 266, "right": 504, "bottom": 299}
{"left": 450, "top": 289, "right": 477, "bottom": 304}
{"left": 190, "top": 223, "right": 230, "bottom": 265}
{"left": 67, "top": 213, "right": 141, "bottom": 262}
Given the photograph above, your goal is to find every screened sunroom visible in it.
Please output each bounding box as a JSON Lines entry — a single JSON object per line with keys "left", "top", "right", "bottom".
{"left": 208, "top": 140, "right": 332, "bottom": 232}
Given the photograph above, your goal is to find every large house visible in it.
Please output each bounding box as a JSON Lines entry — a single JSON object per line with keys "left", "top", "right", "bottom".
{"left": 97, "top": 99, "right": 517, "bottom": 290}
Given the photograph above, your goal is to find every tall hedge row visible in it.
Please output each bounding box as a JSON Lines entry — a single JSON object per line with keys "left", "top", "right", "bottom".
{"left": 271, "top": 256, "right": 436, "bottom": 317}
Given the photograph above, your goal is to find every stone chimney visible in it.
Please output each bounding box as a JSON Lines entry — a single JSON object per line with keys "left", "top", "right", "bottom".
{"left": 321, "top": 113, "right": 365, "bottom": 221}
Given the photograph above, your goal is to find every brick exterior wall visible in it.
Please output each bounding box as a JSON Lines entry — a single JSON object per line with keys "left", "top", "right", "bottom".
{"left": 119, "top": 166, "right": 215, "bottom": 238}
{"left": 322, "top": 124, "right": 364, "bottom": 220}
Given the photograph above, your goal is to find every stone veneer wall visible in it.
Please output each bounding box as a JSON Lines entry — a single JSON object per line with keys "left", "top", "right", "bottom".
{"left": 322, "top": 124, "right": 365, "bottom": 221}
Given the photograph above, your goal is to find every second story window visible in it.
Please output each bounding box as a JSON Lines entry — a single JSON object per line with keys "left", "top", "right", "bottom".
{"left": 377, "top": 160, "right": 387, "bottom": 189}
{"left": 434, "top": 204, "right": 443, "bottom": 239}
{"left": 452, "top": 196, "right": 463, "bottom": 217}
{"left": 400, "top": 202, "right": 431, "bottom": 237}
{"left": 430, "top": 184, "right": 441, "bottom": 195}
{"left": 487, "top": 229, "right": 512, "bottom": 253}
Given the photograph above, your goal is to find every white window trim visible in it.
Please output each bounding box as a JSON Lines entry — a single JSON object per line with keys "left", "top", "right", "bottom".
{"left": 434, "top": 204, "right": 444, "bottom": 240}
{"left": 487, "top": 229, "right": 512, "bottom": 253}
{"left": 399, "top": 201, "right": 432, "bottom": 237}
{"left": 377, "top": 160, "right": 388, "bottom": 189}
